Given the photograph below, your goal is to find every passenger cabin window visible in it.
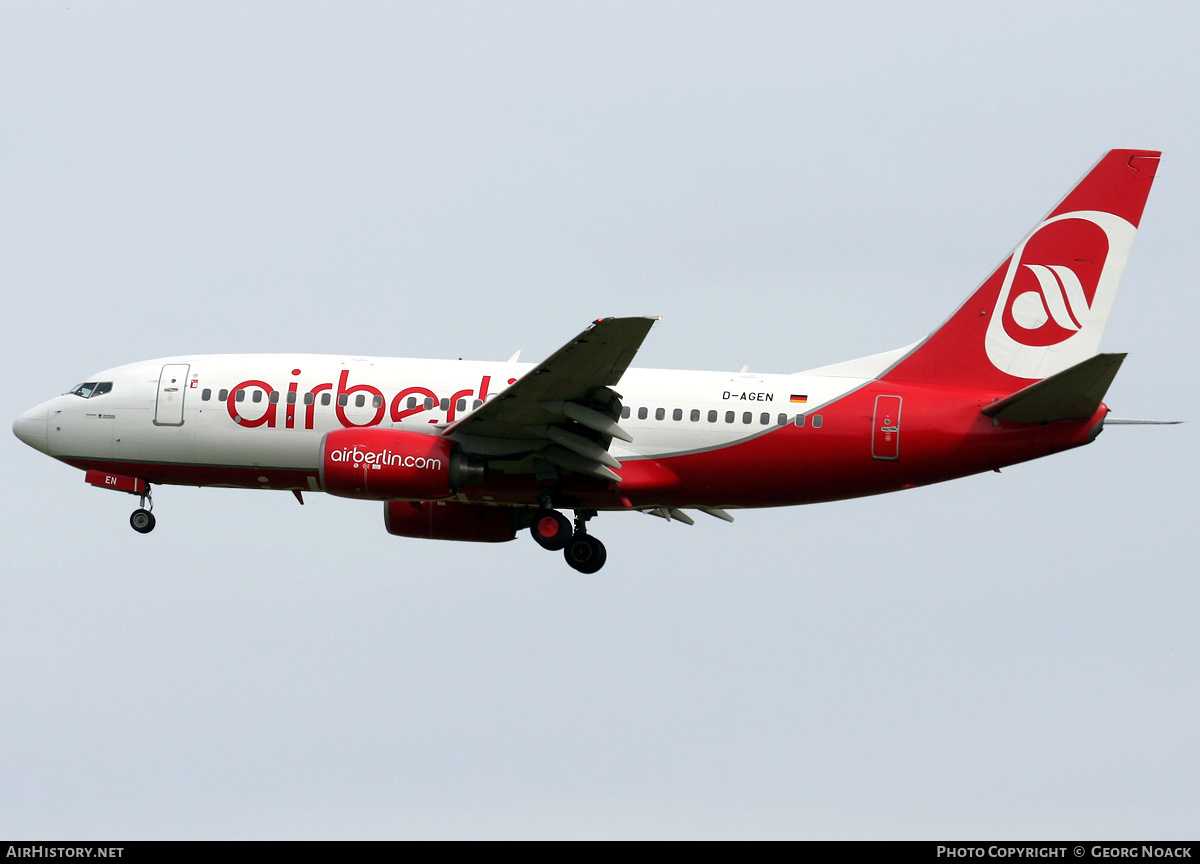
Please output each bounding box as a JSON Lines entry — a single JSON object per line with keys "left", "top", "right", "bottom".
{"left": 269, "top": 391, "right": 280, "bottom": 404}
{"left": 321, "top": 393, "right": 331, "bottom": 406}
{"left": 201, "top": 388, "right": 212, "bottom": 401}
{"left": 354, "top": 395, "right": 365, "bottom": 408}
{"left": 760, "top": 413, "right": 770, "bottom": 425}
{"left": 812, "top": 414, "right": 823, "bottom": 428}
{"left": 638, "top": 407, "right": 648, "bottom": 420}
{"left": 655, "top": 408, "right": 665, "bottom": 421}
{"left": 424, "top": 397, "right": 435, "bottom": 410}
{"left": 472, "top": 399, "right": 482, "bottom": 410}
{"left": 672, "top": 408, "right": 683, "bottom": 421}
{"left": 457, "top": 399, "right": 466, "bottom": 412}
{"left": 708, "top": 410, "right": 717, "bottom": 423}
{"left": 622, "top": 406, "right": 631, "bottom": 419}
{"left": 303, "top": 393, "right": 314, "bottom": 405}
{"left": 725, "top": 411, "right": 735, "bottom": 423}
{"left": 795, "top": 414, "right": 805, "bottom": 427}
{"left": 440, "top": 398, "right": 449, "bottom": 411}
{"left": 407, "top": 397, "right": 417, "bottom": 410}
{"left": 338, "top": 394, "right": 348, "bottom": 407}
{"left": 778, "top": 413, "right": 787, "bottom": 425}
{"left": 252, "top": 390, "right": 263, "bottom": 404}
{"left": 236, "top": 390, "right": 246, "bottom": 402}
{"left": 219, "top": 389, "right": 229, "bottom": 401}
{"left": 743, "top": 412, "right": 752, "bottom": 424}
{"left": 691, "top": 409, "right": 700, "bottom": 422}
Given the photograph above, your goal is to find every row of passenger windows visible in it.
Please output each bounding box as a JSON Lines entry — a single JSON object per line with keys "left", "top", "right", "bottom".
{"left": 199, "top": 388, "right": 480, "bottom": 413}
{"left": 195, "top": 387, "right": 825, "bottom": 428}
{"left": 621, "top": 405, "right": 823, "bottom": 428}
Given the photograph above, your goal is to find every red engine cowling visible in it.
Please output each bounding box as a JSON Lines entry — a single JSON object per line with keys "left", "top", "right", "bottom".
{"left": 320, "top": 427, "right": 483, "bottom": 500}
{"left": 385, "top": 500, "right": 517, "bottom": 543}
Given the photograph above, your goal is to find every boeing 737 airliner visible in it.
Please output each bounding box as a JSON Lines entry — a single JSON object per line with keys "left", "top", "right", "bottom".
{"left": 13, "top": 150, "right": 1169, "bottom": 572}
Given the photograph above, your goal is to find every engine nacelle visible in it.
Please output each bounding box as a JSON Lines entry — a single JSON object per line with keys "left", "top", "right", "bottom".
{"left": 385, "top": 500, "right": 517, "bottom": 543}
{"left": 319, "top": 427, "right": 484, "bottom": 500}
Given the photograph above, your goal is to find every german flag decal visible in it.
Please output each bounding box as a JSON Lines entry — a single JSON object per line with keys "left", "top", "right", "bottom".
{"left": 790, "top": 394, "right": 808, "bottom": 404}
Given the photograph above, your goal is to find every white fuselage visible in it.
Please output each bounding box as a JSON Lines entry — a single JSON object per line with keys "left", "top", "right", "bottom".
{"left": 22, "top": 352, "right": 882, "bottom": 487}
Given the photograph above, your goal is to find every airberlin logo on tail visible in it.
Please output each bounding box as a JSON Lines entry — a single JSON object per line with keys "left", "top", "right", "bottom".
{"left": 329, "top": 447, "right": 442, "bottom": 471}
{"left": 984, "top": 210, "right": 1137, "bottom": 380}
{"left": 1014, "top": 264, "right": 1089, "bottom": 333}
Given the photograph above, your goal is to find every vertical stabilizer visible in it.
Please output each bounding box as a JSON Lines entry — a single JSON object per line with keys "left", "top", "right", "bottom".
{"left": 883, "top": 150, "right": 1160, "bottom": 391}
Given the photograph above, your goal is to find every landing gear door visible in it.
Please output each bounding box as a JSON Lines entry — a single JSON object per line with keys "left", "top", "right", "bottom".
{"left": 154, "top": 364, "right": 190, "bottom": 426}
{"left": 872, "top": 395, "right": 902, "bottom": 461}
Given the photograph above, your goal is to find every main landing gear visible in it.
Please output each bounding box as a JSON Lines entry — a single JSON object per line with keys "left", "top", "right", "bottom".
{"left": 564, "top": 528, "right": 606, "bottom": 574}
{"left": 530, "top": 503, "right": 607, "bottom": 573}
{"left": 129, "top": 485, "right": 156, "bottom": 534}
{"left": 531, "top": 508, "right": 572, "bottom": 551}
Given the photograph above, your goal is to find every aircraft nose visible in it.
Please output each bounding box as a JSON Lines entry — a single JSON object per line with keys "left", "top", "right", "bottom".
{"left": 13, "top": 403, "right": 49, "bottom": 454}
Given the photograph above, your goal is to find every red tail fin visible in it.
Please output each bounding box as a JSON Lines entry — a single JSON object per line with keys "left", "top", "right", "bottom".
{"left": 883, "top": 149, "right": 1160, "bottom": 391}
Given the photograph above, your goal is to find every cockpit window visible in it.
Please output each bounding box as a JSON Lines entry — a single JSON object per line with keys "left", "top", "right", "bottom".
{"left": 68, "top": 382, "right": 113, "bottom": 398}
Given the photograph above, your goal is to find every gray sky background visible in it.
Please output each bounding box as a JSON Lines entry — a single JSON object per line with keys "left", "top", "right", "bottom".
{"left": 2, "top": 1, "right": 1197, "bottom": 839}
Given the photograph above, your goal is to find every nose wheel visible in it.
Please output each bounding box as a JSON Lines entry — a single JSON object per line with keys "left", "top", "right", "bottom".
{"left": 129, "top": 486, "right": 156, "bottom": 534}
{"left": 130, "top": 509, "right": 156, "bottom": 534}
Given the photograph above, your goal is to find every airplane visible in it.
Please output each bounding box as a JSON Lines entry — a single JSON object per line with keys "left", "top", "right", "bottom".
{"left": 12, "top": 149, "right": 1172, "bottom": 573}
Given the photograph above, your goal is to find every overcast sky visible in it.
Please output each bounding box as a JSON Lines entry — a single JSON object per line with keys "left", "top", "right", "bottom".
{"left": 2, "top": 1, "right": 1197, "bottom": 839}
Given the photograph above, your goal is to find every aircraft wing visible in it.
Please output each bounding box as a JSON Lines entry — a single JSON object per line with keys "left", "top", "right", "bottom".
{"left": 444, "top": 316, "right": 656, "bottom": 482}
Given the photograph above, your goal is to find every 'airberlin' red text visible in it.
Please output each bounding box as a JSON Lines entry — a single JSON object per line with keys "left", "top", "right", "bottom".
{"left": 328, "top": 448, "right": 442, "bottom": 470}
{"left": 224, "top": 372, "right": 516, "bottom": 431}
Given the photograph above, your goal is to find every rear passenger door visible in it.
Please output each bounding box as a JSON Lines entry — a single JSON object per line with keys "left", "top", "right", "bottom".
{"left": 871, "top": 395, "right": 902, "bottom": 460}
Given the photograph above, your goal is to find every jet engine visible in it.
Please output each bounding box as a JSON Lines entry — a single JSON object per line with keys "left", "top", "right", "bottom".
{"left": 384, "top": 500, "right": 519, "bottom": 543}
{"left": 320, "top": 427, "right": 484, "bottom": 500}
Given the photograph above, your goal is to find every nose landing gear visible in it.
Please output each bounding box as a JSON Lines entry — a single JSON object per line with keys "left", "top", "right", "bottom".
{"left": 129, "top": 485, "right": 155, "bottom": 534}
{"left": 130, "top": 509, "right": 156, "bottom": 533}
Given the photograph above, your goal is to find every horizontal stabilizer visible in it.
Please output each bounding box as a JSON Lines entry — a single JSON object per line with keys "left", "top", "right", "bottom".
{"left": 1103, "top": 418, "right": 1182, "bottom": 425}
{"left": 981, "top": 353, "right": 1126, "bottom": 423}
